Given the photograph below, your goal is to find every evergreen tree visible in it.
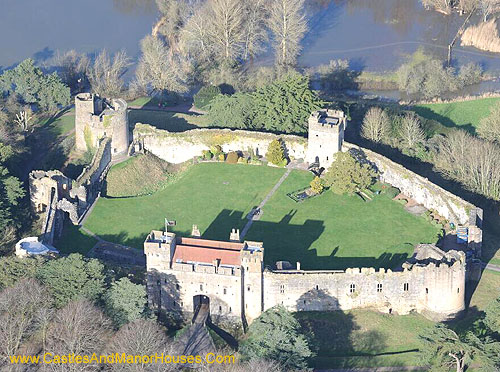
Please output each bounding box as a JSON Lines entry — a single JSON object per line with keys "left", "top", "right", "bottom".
{"left": 104, "top": 278, "right": 148, "bottom": 327}
{"left": 240, "top": 305, "right": 313, "bottom": 370}
{"left": 36, "top": 254, "right": 105, "bottom": 308}
{"left": 324, "top": 152, "right": 376, "bottom": 194}
{"left": 266, "top": 138, "right": 287, "bottom": 166}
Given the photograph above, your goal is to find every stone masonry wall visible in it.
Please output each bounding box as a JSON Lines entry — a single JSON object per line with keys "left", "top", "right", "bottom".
{"left": 343, "top": 142, "right": 476, "bottom": 225}
{"left": 133, "top": 124, "right": 307, "bottom": 164}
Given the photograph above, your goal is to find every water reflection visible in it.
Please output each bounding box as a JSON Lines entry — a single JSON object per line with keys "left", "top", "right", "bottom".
{"left": 112, "top": 0, "right": 156, "bottom": 15}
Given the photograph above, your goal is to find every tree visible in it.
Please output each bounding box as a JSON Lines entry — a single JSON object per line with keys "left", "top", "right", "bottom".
{"left": 252, "top": 73, "right": 323, "bottom": 133}
{"left": 310, "top": 176, "right": 324, "bottom": 194}
{"left": 52, "top": 50, "right": 89, "bottom": 92}
{"left": 0, "top": 256, "right": 44, "bottom": 290}
{"left": 484, "top": 297, "right": 500, "bottom": 334}
{"left": 180, "top": 3, "right": 212, "bottom": 61}
{"left": 266, "top": 139, "right": 287, "bottom": 166}
{"left": 135, "top": 35, "right": 190, "bottom": 95}
{"left": 14, "top": 106, "right": 34, "bottom": 133}
{"left": 361, "top": 107, "right": 390, "bottom": 143}
{"left": 242, "top": 0, "right": 268, "bottom": 61}
{"left": 398, "top": 113, "right": 425, "bottom": 148}
{"left": 104, "top": 278, "right": 147, "bottom": 327}
{"left": 479, "top": 0, "right": 500, "bottom": 21}
{"left": 45, "top": 300, "right": 111, "bottom": 372}
{"left": 0, "top": 279, "right": 51, "bottom": 362}
{"left": 87, "top": 49, "right": 131, "bottom": 98}
{"left": 324, "top": 152, "right": 376, "bottom": 195}
{"left": 105, "top": 319, "right": 176, "bottom": 372}
{"left": 478, "top": 103, "right": 500, "bottom": 143}
{"left": 154, "top": 0, "right": 190, "bottom": 53}
{"left": 268, "top": 0, "right": 307, "bottom": 66}
{"left": 307, "top": 59, "right": 358, "bottom": 92}
{"left": 420, "top": 323, "right": 500, "bottom": 372}
{"left": 0, "top": 59, "right": 70, "bottom": 112}
{"left": 206, "top": 0, "right": 246, "bottom": 62}
{"left": 194, "top": 85, "right": 221, "bottom": 109}
{"left": 36, "top": 254, "right": 106, "bottom": 308}
{"left": 240, "top": 306, "right": 312, "bottom": 370}
{"left": 421, "top": 0, "right": 454, "bottom": 14}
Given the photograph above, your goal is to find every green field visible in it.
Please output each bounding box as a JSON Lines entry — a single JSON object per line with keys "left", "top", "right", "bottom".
{"left": 84, "top": 163, "right": 441, "bottom": 270}
{"left": 128, "top": 109, "right": 208, "bottom": 132}
{"left": 42, "top": 108, "right": 75, "bottom": 136}
{"left": 413, "top": 97, "right": 500, "bottom": 135}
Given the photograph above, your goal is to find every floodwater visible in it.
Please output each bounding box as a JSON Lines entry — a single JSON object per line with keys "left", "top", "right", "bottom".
{"left": 2, "top": 0, "right": 500, "bottom": 98}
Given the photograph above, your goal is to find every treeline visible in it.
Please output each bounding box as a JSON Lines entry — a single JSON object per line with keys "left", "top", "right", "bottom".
{"left": 361, "top": 105, "right": 500, "bottom": 201}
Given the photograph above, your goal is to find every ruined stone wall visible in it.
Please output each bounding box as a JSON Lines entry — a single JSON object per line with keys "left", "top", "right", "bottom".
{"left": 343, "top": 142, "right": 476, "bottom": 225}
{"left": 263, "top": 258, "right": 465, "bottom": 321}
{"left": 133, "top": 124, "right": 307, "bottom": 164}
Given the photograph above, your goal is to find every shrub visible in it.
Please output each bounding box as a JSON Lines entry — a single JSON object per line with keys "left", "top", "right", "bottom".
{"left": 218, "top": 153, "right": 225, "bottom": 161}
{"left": 194, "top": 85, "right": 221, "bottom": 109}
{"left": 202, "top": 150, "right": 213, "bottom": 160}
{"left": 210, "top": 145, "right": 223, "bottom": 157}
{"left": 310, "top": 176, "right": 324, "bottom": 194}
{"left": 266, "top": 139, "right": 287, "bottom": 166}
{"left": 238, "top": 157, "right": 248, "bottom": 164}
{"left": 226, "top": 151, "right": 239, "bottom": 164}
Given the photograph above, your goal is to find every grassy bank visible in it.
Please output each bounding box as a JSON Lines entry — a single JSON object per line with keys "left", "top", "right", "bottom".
{"left": 413, "top": 97, "right": 500, "bottom": 135}
{"left": 128, "top": 109, "right": 209, "bottom": 132}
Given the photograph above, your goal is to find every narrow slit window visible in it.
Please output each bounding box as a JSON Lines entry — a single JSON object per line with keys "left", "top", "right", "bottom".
{"left": 403, "top": 283, "right": 409, "bottom": 291}
{"left": 349, "top": 283, "right": 356, "bottom": 293}
{"left": 377, "top": 283, "right": 383, "bottom": 293}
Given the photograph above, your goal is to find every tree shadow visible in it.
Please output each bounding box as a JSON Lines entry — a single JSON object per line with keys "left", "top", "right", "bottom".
{"left": 32, "top": 47, "right": 54, "bottom": 63}
{"left": 411, "top": 106, "right": 477, "bottom": 135}
{"left": 128, "top": 109, "right": 199, "bottom": 132}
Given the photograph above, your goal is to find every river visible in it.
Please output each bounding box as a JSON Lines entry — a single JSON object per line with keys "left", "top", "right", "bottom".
{"left": 2, "top": 0, "right": 500, "bottom": 99}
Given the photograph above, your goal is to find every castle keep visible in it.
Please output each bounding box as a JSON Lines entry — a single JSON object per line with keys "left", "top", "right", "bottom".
{"left": 75, "top": 93, "right": 129, "bottom": 157}
{"left": 145, "top": 229, "right": 467, "bottom": 324}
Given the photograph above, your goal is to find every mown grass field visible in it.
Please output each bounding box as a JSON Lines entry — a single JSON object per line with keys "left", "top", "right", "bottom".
{"left": 413, "top": 97, "right": 500, "bottom": 135}
{"left": 85, "top": 163, "right": 441, "bottom": 269}
{"left": 41, "top": 108, "right": 75, "bottom": 136}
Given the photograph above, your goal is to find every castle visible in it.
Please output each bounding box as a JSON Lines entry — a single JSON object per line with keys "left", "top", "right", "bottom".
{"left": 145, "top": 228, "right": 467, "bottom": 324}
{"left": 23, "top": 94, "right": 484, "bottom": 327}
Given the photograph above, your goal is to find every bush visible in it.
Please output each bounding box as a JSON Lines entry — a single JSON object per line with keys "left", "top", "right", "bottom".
{"left": 324, "top": 152, "right": 377, "bottom": 195}
{"left": 210, "top": 145, "right": 222, "bottom": 157}
{"left": 194, "top": 85, "right": 221, "bottom": 109}
{"left": 310, "top": 176, "right": 324, "bottom": 194}
{"left": 266, "top": 139, "right": 287, "bottom": 166}
{"left": 202, "top": 150, "right": 213, "bottom": 160}
{"left": 237, "top": 157, "right": 248, "bottom": 164}
{"left": 218, "top": 153, "right": 225, "bottom": 161}
{"left": 226, "top": 151, "right": 239, "bottom": 164}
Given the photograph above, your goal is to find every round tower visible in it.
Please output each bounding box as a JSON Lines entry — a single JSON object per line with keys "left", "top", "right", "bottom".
{"left": 109, "top": 98, "right": 129, "bottom": 156}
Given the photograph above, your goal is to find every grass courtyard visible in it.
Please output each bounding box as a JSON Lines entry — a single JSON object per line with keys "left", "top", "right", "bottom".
{"left": 83, "top": 162, "right": 441, "bottom": 270}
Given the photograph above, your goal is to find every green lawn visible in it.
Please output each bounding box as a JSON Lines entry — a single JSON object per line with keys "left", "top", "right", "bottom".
{"left": 85, "top": 163, "right": 441, "bottom": 270}
{"left": 54, "top": 224, "right": 97, "bottom": 255}
{"left": 413, "top": 97, "right": 500, "bottom": 135}
{"left": 42, "top": 108, "right": 75, "bottom": 136}
{"left": 85, "top": 163, "right": 287, "bottom": 249}
{"left": 245, "top": 170, "right": 442, "bottom": 270}
{"left": 128, "top": 109, "right": 209, "bottom": 132}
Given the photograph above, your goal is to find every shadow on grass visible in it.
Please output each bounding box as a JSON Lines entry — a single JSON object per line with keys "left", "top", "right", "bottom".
{"left": 128, "top": 109, "right": 199, "bottom": 132}
{"left": 411, "top": 106, "right": 476, "bottom": 135}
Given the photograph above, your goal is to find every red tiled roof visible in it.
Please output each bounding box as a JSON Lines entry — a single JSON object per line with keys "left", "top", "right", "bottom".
{"left": 173, "top": 237, "right": 243, "bottom": 266}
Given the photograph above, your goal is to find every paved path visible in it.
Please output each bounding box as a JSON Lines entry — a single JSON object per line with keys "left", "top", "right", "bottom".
{"left": 240, "top": 168, "right": 291, "bottom": 240}
{"left": 482, "top": 261, "right": 500, "bottom": 273}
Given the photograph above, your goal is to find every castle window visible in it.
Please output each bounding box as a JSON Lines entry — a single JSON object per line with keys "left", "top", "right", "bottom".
{"left": 403, "top": 283, "right": 409, "bottom": 291}
{"left": 173, "top": 301, "right": 176, "bottom": 307}
{"left": 223, "top": 288, "right": 227, "bottom": 295}
{"left": 176, "top": 284, "right": 179, "bottom": 290}
{"left": 229, "top": 307, "right": 232, "bottom": 312}
{"left": 315, "top": 285, "right": 319, "bottom": 290}
{"left": 200, "top": 284, "right": 203, "bottom": 291}
{"left": 303, "top": 300, "right": 306, "bottom": 304}
{"left": 247, "top": 286, "right": 251, "bottom": 292}
{"left": 457, "top": 288, "right": 460, "bottom": 294}
{"left": 426, "top": 288, "right": 429, "bottom": 294}
{"left": 181, "top": 301, "right": 183, "bottom": 306}
{"left": 377, "top": 283, "right": 383, "bottom": 293}
{"left": 349, "top": 284, "right": 356, "bottom": 293}
{"left": 219, "top": 306, "right": 222, "bottom": 312}
{"left": 280, "top": 284, "right": 285, "bottom": 294}
{"left": 156, "top": 280, "right": 161, "bottom": 286}
{"left": 326, "top": 156, "right": 329, "bottom": 161}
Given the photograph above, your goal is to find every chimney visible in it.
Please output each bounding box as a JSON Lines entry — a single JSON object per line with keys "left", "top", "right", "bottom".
{"left": 191, "top": 225, "right": 201, "bottom": 238}
{"left": 297, "top": 262, "right": 301, "bottom": 271}
{"left": 229, "top": 228, "right": 240, "bottom": 242}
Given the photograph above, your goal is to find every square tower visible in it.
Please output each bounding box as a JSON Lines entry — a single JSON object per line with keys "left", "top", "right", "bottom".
{"left": 306, "top": 109, "right": 347, "bottom": 169}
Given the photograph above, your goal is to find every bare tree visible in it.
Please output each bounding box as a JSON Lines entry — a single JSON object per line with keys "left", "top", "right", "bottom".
{"left": 479, "top": 0, "right": 500, "bottom": 21}
{"left": 361, "top": 107, "right": 390, "bottom": 143}
{"left": 478, "top": 102, "right": 500, "bottom": 143}
{"left": 0, "top": 279, "right": 51, "bottom": 364}
{"left": 14, "top": 106, "right": 33, "bottom": 134}
{"left": 242, "top": 0, "right": 269, "bottom": 61}
{"left": 199, "top": 358, "right": 283, "bottom": 372}
{"left": 87, "top": 49, "right": 131, "bottom": 98}
{"left": 153, "top": 0, "right": 191, "bottom": 53}
{"left": 206, "top": 0, "right": 246, "bottom": 62}
{"left": 398, "top": 113, "right": 425, "bottom": 148}
{"left": 421, "top": 0, "right": 454, "bottom": 14}
{"left": 135, "top": 35, "right": 191, "bottom": 95}
{"left": 181, "top": 3, "right": 213, "bottom": 61}
{"left": 43, "top": 300, "right": 111, "bottom": 372}
{"left": 105, "top": 319, "right": 176, "bottom": 372}
{"left": 268, "top": 0, "right": 307, "bottom": 66}
{"left": 52, "top": 50, "right": 89, "bottom": 92}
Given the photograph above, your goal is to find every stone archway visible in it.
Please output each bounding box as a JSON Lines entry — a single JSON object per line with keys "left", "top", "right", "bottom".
{"left": 193, "top": 294, "right": 210, "bottom": 312}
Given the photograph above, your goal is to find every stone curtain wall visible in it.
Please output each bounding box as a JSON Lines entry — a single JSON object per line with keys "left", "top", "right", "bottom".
{"left": 133, "top": 124, "right": 307, "bottom": 163}
{"left": 343, "top": 142, "right": 476, "bottom": 225}
{"left": 263, "top": 259, "right": 465, "bottom": 321}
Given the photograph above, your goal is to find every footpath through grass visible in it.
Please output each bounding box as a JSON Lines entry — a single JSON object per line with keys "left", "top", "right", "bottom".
{"left": 413, "top": 97, "right": 500, "bottom": 135}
